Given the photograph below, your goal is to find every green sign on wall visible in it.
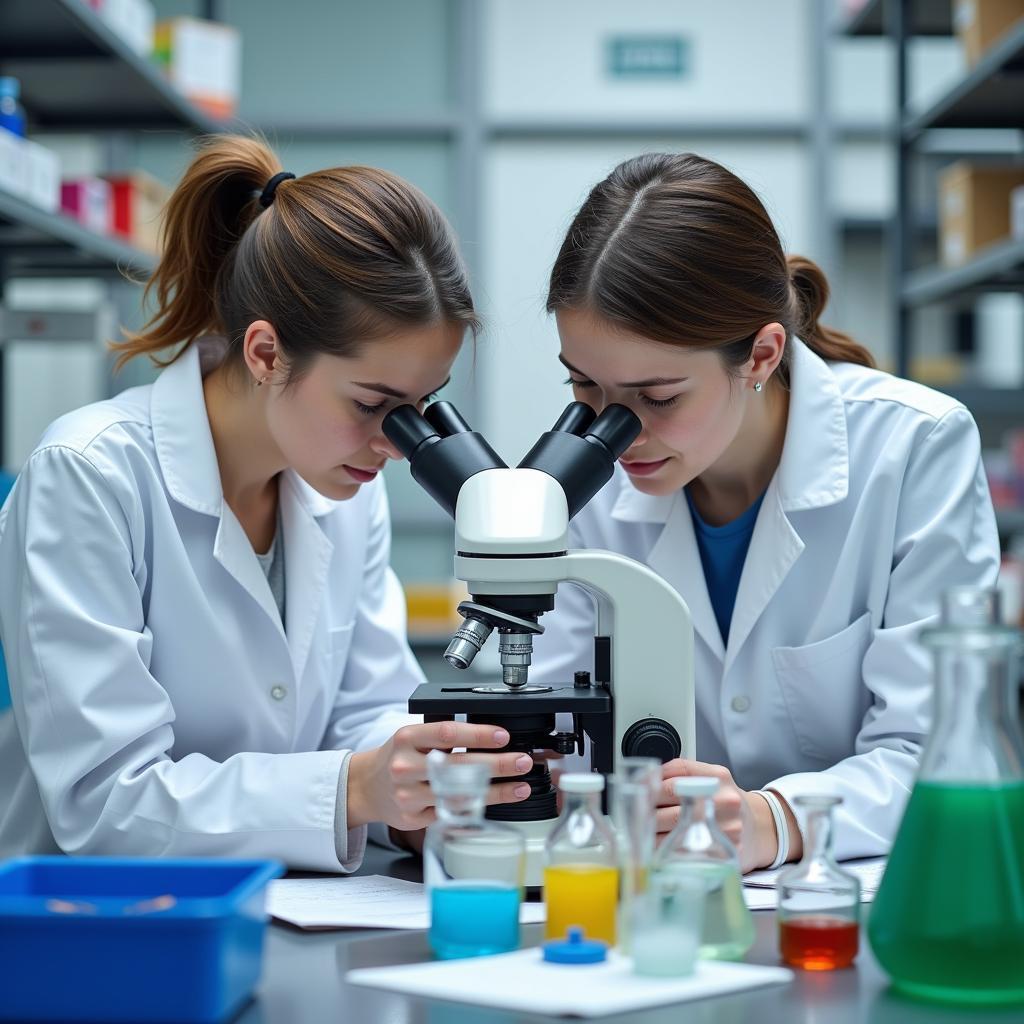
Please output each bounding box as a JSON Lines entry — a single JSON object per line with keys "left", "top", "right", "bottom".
{"left": 608, "top": 36, "right": 690, "bottom": 78}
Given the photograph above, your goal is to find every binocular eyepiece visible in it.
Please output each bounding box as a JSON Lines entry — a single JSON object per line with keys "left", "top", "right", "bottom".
{"left": 382, "top": 400, "right": 641, "bottom": 523}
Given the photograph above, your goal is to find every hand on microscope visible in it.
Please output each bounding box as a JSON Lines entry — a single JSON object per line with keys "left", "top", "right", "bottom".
{"left": 346, "top": 721, "right": 534, "bottom": 840}
{"left": 655, "top": 759, "right": 802, "bottom": 873}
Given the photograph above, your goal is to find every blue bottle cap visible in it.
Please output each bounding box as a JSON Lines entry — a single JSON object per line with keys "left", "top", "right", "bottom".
{"left": 542, "top": 926, "right": 608, "bottom": 964}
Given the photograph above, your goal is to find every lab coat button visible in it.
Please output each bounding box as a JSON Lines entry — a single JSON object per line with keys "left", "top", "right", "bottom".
{"left": 731, "top": 696, "right": 751, "bottom": 713}
{"left": 271, "top": 685, "right": 287, "bottom": 701}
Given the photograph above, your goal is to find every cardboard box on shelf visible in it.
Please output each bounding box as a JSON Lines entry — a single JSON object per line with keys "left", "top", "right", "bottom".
{"left": 23, "top": 139, "right": 60, "bottom": 213}
{"left": 90, "top": 0, "right": 156, "bottom": 57}
{"left": 938, "top": 161, "right": 1024, "bottom": 266}
{"left": 154, "top": 17, "right": 241, "bottom": 120}
{"left": 0, "top": 126, "right": 28, "bottom": 199}
{"left": 105, "top": 171, "right": 168, "bottom": 254}
{"left": 61, "top": 177, "right": 113, "bottom": 235}
{"left": 953, "top": 0, "right": 1024, "bottom": 66}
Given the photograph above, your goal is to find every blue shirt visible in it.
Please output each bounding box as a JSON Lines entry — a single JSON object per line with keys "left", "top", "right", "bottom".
{"left": 0, "top": 470, "right": 14, "bottom": 710}
{"left": 685, "top": 487, "right": 765, "bottom": 644}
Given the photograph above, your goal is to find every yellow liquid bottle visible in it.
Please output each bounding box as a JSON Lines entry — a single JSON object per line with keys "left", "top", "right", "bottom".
{"left": 544, "top": 864, "right": 619, "bottom": 944}
{"left": 544, "top": 773, "right": 619, "bottom": 946}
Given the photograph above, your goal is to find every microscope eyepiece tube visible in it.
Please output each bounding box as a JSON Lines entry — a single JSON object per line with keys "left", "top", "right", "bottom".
{"left": 585, "top": 404, "right": 642, "bottom": 460}
{"left": 550, "top": 401, "right": 596, "bottom": 437}
{"left": 423, "top": 401, "right": 472, "bottom": 437}
{"left": 381, "top": 405, "right": 440, "bottom": 459}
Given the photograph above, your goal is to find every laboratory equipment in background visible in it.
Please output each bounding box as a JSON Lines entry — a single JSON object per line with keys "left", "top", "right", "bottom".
{"left": 631, "top": 871, "right": 705, "bottom": 978}
{"left": 607, "top": 757, "right": 660, "bottom": 952}
{"left": 653, "top": 776, "right": 755, "bottom": 961}
{"left": 869, "top": 587, "right": 1024, "bottom": 1005}
{"left": 544, "top": 773, "right": 619, "bottom": 946}
{"left": 0, "top": 77, "right": 25, "bottom": 137}
{"left": 423, "top": 751, "right": 525, "bottom": 960}
{"left": 777, "top": 795, "right": 860, "bottom": 970}
{"left": 382, "top": 400, "right": 695, "bottom": 888}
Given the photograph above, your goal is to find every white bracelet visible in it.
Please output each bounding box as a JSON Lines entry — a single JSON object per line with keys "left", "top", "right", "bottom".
{"left": 760, "top": 790, "right": 790, "bottom": 870}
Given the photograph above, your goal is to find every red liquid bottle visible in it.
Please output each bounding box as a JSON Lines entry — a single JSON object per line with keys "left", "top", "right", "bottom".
{"left": 776, "top": 795, "right": 860, "bottom": 971}
{"left": 779, "top": 915, "right": 859, "bottom": 970}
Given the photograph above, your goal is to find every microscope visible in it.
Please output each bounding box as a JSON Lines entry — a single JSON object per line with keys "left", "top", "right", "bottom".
{"left": 383, "top": 401, "right": 695, "bottom": 886}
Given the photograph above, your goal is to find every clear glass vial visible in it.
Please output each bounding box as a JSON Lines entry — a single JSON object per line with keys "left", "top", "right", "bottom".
{"left": 777, "top": 795, "right": 860, "bottom": 970}
{"left": 423, "top": 751, "right": 526, "bottom": 960}
{"left": 654, "top": 775, "right": 755, "bottom": 960}
{"left": 544, "top": 773, "right": 619, "bottom": 945}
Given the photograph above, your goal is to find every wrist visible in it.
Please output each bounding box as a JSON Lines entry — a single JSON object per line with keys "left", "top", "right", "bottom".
{"left": 750, "top": 791, "right": 780, "bottom": 869}
{"left": 346, "top": 751, "right": 373, "bottom": 829}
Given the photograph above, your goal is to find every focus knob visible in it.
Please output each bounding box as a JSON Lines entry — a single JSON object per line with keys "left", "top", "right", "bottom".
{"left": 621, "top": 718, "right": 682, "bottom": 763}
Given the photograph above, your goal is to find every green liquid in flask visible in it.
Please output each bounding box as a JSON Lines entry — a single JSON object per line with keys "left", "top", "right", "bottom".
{"left": 868, "top": 781, "right": 1024, "bottom": 1005}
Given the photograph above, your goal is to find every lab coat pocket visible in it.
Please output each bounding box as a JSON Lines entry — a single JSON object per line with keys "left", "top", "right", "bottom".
{"left": 771, "top": 612, "right": 873, "bottom": 764}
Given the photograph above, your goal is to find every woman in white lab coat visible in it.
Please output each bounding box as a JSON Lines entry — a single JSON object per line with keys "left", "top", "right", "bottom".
{"left": 531, "top": 152, "right": 1000, "bottom": 871}
{"left": 0, "top": 136, "right": 534, "bottom": 869}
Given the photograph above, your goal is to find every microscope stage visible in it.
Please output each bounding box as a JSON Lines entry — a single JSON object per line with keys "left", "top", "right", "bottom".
{"left": 409, "top": 682, "right": 610, "bottom": 717}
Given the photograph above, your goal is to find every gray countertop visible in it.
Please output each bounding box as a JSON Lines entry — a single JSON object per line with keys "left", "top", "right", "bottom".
{"left": 238, "top": 847, "right": 1015, "bottom": 1024}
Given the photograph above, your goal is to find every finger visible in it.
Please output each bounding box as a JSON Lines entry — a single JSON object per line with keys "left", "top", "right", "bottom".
{"left": 656, "top": 805, "right": 680, "bottom": 835}
{"left": 448, "top": 750, "right": 534, "bottom": 777}
{"left": 486, "top": 779, "right": 533, "bottom": 805}
{"left": 402, "top": 720, "right": 512, "bottom": 753}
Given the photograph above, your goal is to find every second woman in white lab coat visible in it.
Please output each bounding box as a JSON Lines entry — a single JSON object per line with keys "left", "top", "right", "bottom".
{"left": 530, "top": 152, "right": 1000, "bottom": 870}
{"left": 0, "top": 136, "right": 534, "bottom": 869}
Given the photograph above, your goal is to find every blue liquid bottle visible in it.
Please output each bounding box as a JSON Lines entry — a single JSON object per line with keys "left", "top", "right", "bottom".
{"left": 424, "top": 750, "right": 526, "bottom": 959}
{"left": 0, "top": 78, "right": 26, "bottom": 137}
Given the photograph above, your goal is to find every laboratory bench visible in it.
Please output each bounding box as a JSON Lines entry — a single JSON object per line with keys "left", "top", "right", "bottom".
{"left": 239, "top": 846, "right": 1016, "bottom": 1024}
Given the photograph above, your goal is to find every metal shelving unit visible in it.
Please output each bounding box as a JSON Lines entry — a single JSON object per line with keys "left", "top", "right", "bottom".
{"left": 0, "top": 0, "right": 217, "bottom": 462}
{"left": 839, "top": 1, "right": 1024, "bottom": 546}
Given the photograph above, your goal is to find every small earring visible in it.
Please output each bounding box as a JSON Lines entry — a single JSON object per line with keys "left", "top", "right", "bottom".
{"left": 256, "top": 376, "right": 267, "bottom": 387}
{"left": 753, "top": 381, "right": 763, "bottom": 393}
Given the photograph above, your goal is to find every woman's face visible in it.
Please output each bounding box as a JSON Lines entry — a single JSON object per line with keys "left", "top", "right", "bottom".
{"left": 556, "top": 307, "right": 751, "bottom": 497}
{"left": 265, "top": 322, "right": 464, "bottom": 500}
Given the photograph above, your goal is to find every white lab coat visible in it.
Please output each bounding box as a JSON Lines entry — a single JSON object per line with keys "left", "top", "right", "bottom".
{"left": 530, "top": 338, "right": 1000, "bottom": 859}
{"left": 0, "top": 342, "right": 422, "bottom": 870}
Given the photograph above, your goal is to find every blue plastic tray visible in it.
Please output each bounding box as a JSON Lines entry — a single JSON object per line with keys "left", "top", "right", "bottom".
{"left": 0, "top": 856, "right": 284, "bottom": 1022}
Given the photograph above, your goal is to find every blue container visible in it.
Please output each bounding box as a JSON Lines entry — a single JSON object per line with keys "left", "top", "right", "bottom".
{"left": 0, "top": 856, "right": 284, "bottom": 1022}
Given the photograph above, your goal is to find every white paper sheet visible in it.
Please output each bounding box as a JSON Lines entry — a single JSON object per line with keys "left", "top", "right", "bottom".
{"left": 348, "top": 947, "right": 792, "bottom": 1017}
{"left": 743, "top": 856, "right": 886, "bottom": 909}
{"left": 267, "top": 875, "right": 547, "bottom": 930}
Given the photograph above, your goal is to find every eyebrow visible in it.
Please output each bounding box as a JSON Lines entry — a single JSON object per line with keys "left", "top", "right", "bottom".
{"left": 558, "top": 355, "right": 687, "bottom": 389}
{"left": 351, "top": 376, "right": 451, "bottom": 401}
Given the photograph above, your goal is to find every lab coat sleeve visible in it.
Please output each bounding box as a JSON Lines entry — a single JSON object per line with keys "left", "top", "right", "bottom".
{"left": 1, "top": 445, "right": 354, "bottom": 871}
{"left": 767, "top": 407, "right": 1000, "bottom": 860}
{"left": 319, "top": 477, "right": 422, "bottom": 756}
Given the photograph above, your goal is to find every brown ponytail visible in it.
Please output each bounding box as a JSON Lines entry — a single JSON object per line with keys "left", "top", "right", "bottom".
{"left": 113, "top": 134, "right": 478, "bottom": 373}
{"left": 786, "top": 254, "right": 875, "bottom": 369}
{"left": 547, "top": 153, "right": 874, "bottom": 382}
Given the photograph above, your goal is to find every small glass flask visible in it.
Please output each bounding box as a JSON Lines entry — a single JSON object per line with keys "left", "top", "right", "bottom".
{"left": 653, "top": 776, "right": 754, "bottom": 960}
{"left": 544, "top": 773, "right": 619, "bottom": 945}
{"left": 631, "top": 870, "right": 705, "bottom": 977}
{"left": 777, "top": 795, "right": 860, "bottom": 970}
{"left": 423, "top": 751, "right": 526, "bottom": 960}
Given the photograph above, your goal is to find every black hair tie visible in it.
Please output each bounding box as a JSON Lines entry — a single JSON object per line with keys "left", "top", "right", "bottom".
{"left": 259, "top": 171, "right": 295, "bottom": 208}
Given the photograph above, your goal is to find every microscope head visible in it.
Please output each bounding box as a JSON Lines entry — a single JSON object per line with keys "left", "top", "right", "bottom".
{"left": 383, "top": 400, "right": 640, "bottom": 688}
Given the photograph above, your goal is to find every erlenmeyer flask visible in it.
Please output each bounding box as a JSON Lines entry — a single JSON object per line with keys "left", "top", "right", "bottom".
{"left": 868, "top": 587, "right": 1024, "bottom": 1004}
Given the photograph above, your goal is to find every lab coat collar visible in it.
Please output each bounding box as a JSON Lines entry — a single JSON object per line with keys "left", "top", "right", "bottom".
{"left": 150, "top": 340, "right": 337, "bottom": 520}
{"left": 776, "top": 337, "right": 849, "bottom": 512}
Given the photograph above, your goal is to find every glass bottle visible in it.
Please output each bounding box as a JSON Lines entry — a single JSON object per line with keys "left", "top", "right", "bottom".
{"left": 544, "top": 773, "right": 619, "bottom": 945}
{"left": 868, "top": 587, "right": 1024, "bottom": 1005}
{"left": 653, "top": 776, "right": 755, "bottom": 960}
{"left": 606, "top": 757, "right": 660, "bottom": 951}
{"left": 423, "top": 751, "right": 526, "bottom": 960}
{"left": 0, "top": 78, "right": 26, "bottom": 137}
{"left": 777, "top": 795, "right": 860, "bottom": 970}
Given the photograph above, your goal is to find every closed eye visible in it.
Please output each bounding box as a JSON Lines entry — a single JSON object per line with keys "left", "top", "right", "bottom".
{"left": 640, "top": 394, "right": 680, "bottom": 409}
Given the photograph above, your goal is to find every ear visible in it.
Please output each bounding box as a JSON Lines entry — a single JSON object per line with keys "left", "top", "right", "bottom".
{"left": 747, "top": 322, "right": 786, "bottom": 390}
{"left": 242, "top": 321, "right": 282, "bottom": 384}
